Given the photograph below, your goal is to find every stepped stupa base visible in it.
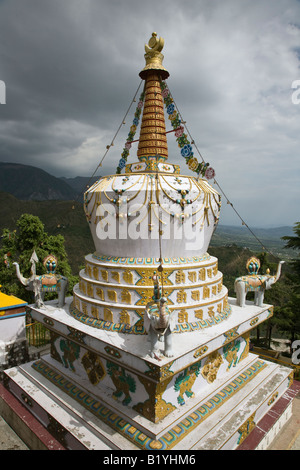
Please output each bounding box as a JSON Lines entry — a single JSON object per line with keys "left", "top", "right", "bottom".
{"left": 1, "top": 354, "right": 295, "bottom": 450}
{"left": 0, "top": 297, "right": 296, "bottom": 450}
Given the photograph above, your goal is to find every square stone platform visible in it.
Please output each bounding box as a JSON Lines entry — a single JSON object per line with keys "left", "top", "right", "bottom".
{"left": 0, "top": 297, "right": 295, "bottom": 450}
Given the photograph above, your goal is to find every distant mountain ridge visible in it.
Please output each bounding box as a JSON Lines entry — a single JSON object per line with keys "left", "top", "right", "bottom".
{"left": 60, "top": 176, "right": 99, "bottom": 194}
{"left": 213, "top": 224, "right": 294, "bottom": 239}
{"left": 0, "top": 162, "right": 294, "bottom": 260}
{"left": 0, "top": 162, "right": 76, "bottom": 201}
{"left": 211, "top": 223, "right": 294, "bottom": 256}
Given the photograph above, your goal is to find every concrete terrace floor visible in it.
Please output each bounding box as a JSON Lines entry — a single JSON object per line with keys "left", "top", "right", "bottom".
{"left": 0, "top": 413, "right": 29, "bottom": 450}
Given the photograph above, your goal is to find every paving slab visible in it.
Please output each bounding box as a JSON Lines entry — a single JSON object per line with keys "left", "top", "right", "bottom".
{"left": 0, "top": 414, "right": 28, "bottom": 450}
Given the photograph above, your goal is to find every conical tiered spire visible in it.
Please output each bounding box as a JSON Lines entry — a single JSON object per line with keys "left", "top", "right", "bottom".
{"left": 137, "top": 33, "right": 169, "bottom": 163}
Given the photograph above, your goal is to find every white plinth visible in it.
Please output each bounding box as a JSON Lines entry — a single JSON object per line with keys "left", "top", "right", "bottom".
{"left": 1, "top": 296, "right": 294, "bottom": 450}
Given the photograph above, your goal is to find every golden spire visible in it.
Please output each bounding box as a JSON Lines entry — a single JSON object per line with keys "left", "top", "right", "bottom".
{"left": 137, "top": 33, "right": 169, "bottom": 164}
{"left": 139, "top": 32, "right": 169, "bottom": 80}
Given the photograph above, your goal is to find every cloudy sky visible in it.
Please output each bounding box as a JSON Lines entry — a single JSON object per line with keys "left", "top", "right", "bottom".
{"left": 0, "top": 0, "right": 299, "bottom": 228}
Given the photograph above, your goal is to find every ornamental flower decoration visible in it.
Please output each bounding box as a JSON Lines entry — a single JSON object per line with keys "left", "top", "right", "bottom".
{"left": 162, "top": 87, "right": 169, "bottom": 98}
{"left": 205, "top": 167, "right": 215, "bottom": 180}
{"left": 188, "top": 158, "right": 199, "bottom": 171}
{"left": 168, "top": 111, "right": 177, "bottom": 121}
{"left": 177, "top": 134, "right": 189, "bottom": 147}
{"left": 181, "top": 144, "right": 193, "bottom": 158}
{"left": 167, "top": 103, "right": 175, "bottom": 115}
{"left": 175, "top": 126, "right": 184, "bottom": 138}
{"left": 118, "top": 158, "right": 126, "bottom": 169}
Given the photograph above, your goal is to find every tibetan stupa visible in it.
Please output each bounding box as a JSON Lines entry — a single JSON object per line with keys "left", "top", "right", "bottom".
{"left": 2, "top": 33, "right": 298, "bottom": 451}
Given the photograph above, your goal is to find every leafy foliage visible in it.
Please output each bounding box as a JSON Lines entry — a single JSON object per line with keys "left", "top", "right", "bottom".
{"left": 210, "top": 242, "right": 297, "bottom": 347}
{"left": 0, "top": 191, "right": 94, "bottom": 274}
{"left": 279, "top": 222, "right": 300, "bottom": 346}
{"left": 0, "top": 213, "right": 76, "bottom": 302}
{"left": 282, "top": 222, "right": 300, "bottom": 277}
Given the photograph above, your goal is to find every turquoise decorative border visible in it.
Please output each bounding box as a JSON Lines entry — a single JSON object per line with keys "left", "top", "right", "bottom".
{"left": 69, "top": 302, "right": 145, "bottom": 335}
{"left": 92, "top": 253, "right": 211, "bottom": 266}
{"left": 68, "top": 302, "right": 232, "bottom": 335}
{"left": 32, "top": 358, "right": 266, "bottom": 450}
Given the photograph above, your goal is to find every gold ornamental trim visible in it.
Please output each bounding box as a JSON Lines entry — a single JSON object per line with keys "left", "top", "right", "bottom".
{"left": 140, "top": 126, "right": 166, "bottom": 135}
{"left": 74, "top": 287, "right": 228, "bottom": 311}
{"left": 81, "top": 269, "right": 222, "bottom": 289}
{"left": 237, "top": 413, "right": 256, "bottom": 445}
{"left": 137, "top": 148, "right": 169, "bottom": 157}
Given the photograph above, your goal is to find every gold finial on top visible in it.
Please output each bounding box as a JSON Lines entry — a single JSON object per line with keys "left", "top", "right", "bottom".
{"left": 145, "top": 32, "right": 164, "bottom": 54}
{"left": 139, "top": 32, "right": 169, "bottom": 80}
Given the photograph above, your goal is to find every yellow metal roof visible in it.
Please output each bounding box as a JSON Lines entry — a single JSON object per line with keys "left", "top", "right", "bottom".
{"left": 0, "top": 291, "right": 27, "bottom": 309}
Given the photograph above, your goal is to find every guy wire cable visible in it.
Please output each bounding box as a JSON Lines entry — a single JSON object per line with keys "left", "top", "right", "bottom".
{"left": 167, "top": 82, "right": 276, "bottom": 259}
{"left": 71, "top": 80, "right": 144, "bottom": 207}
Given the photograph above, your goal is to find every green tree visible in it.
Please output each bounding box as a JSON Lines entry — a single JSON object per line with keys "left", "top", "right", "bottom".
{"left": 282, "top": 222, "right": 300, "bottom": 276}
{"left": 252, "top": 251, "right": 291, "bottom": 347}
{"left": 280, "top": 222, "right": 300, "bottom": 350}
{"left": 0, "top": 213, "right": 77, "bottom": 302}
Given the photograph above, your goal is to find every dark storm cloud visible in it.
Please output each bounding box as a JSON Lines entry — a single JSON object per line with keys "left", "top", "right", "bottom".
{"left": 0, "top": 0, "right": 299, "bottom": 226}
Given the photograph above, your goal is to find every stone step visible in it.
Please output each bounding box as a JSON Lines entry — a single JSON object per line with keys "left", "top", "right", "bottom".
{"left": 4, "top": 362, "right": 123, "bottom": 450}
{"left": 184, "top": 362, "right": 292, "bottom": 450}
{"left": 3, "top": 354, "right": 293, "bottom": 450}
{"left": 25, "top": 351, "right": 260, "bottom": 441}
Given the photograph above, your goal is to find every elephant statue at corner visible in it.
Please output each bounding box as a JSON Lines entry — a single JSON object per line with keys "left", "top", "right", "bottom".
{"left": 234, "top": 256, "right": 285, "bottom": 308}
{"left": 144, "top": 275, "right": 176, "bottom": 359}
{"left": 13, "top": 251, "right": 69, "bottom": 308}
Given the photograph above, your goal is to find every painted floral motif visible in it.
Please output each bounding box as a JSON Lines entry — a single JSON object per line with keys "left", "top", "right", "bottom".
{"left": 167, "top": 103, "right": 175, "bottom": 115}
{"left": 188, "top": 158, "right": 199, "bottom": 171}
{"left": 118, "top": 158, "right": 126, "bottom": 169}
{"left": 174, "top": 125, "right": 184, "bottom": 137}
{"left": 205, "top": 167, "right": 215, "bottom": 180}
{"left": 176, "top": 135, "right": 189, "bottom": 147}
{"left": 162, "top": 87, "right": 169, "bottom": 98}
{"left": 180, "top": 144, "right": 193, "bottom": 158}
{"left": 168, "top": 111, "right": 177, "bottom": 121}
